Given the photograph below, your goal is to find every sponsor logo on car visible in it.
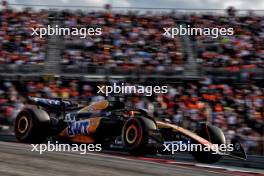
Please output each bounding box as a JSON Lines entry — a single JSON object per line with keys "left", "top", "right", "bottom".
{"left": 68, "top": 121, "right": 90, "bottom": 136}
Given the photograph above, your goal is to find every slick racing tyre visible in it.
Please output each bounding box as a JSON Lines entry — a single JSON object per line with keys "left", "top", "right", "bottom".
{"left": 121, "top": 118, "right": 156, "bottom": 155}
{"left": 190, "top": 123, "right": 225, "bottom": 163}
{"left": 15, "top": 108, "right": 50, "bottom": 143}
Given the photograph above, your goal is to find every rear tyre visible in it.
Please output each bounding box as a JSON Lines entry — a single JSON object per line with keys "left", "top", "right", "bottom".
{"left": 15, "top": 109, "right": 50, "bottom": 143}
{"left": 190, "top": 123, "right": 225, "bottom": 163}
{"left": 121, "top": 118, "right": 156, "bottom": 155}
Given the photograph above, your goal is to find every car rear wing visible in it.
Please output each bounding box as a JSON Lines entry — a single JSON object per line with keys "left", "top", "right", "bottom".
{"left": 28, "top": 96, "right": 82, "bottom": 111}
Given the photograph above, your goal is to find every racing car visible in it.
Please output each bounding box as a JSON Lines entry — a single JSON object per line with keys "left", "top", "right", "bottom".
{"left": 14, "top": 97, "right": 247, "bottom": 163}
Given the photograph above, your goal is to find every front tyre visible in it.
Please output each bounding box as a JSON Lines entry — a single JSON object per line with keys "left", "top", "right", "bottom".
{"left": 190, "top": 123, "right": 225, "bottom": 163}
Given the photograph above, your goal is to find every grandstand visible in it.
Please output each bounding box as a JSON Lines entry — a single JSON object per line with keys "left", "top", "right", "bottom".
{"left": 0, "top": 3, "right": 263, "bottom": 155}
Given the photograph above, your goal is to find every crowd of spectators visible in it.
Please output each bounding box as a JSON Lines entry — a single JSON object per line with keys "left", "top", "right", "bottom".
{"left": 60, "top": 9, "right": 264, "bottom": 74}
{"left": 193, "top": 9, "right": 264, "bottom": 71}
{"left": 0, "top": 8, "right": 47, "bottom": 65}
{"left": 61, "top": 11, "right": 184, "bottom": 73}
{"left": 1, "top": 7, "right": 263, "bottom": 74}
{"left": 0, "top": 79, "right": 263, "bottom": 154}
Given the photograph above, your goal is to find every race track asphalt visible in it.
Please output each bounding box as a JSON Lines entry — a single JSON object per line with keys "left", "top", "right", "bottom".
{"left": 0, "top": 141, "right": 263, "bottom": 176}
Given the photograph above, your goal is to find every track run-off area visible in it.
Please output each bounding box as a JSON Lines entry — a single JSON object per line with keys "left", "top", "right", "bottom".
{"left": 0, "top": 142, "right": 263, "bottom": 176}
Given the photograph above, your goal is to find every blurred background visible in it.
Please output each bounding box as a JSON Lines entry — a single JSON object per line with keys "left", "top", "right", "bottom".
{"left": 0, "top": 1, "right": 263, "bottom": 157}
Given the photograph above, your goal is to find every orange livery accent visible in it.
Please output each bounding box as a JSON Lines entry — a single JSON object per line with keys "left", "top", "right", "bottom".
{"left": 69, "top": 135, "right": 95, "bottom": 143}
{"left": 59, "top": 117, "right": 101, "bottom": 141}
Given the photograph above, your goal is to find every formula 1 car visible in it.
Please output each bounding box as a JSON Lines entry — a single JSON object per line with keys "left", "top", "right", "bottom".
{"left": 14, "top": 97, "right": 247, "bottom": 163}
